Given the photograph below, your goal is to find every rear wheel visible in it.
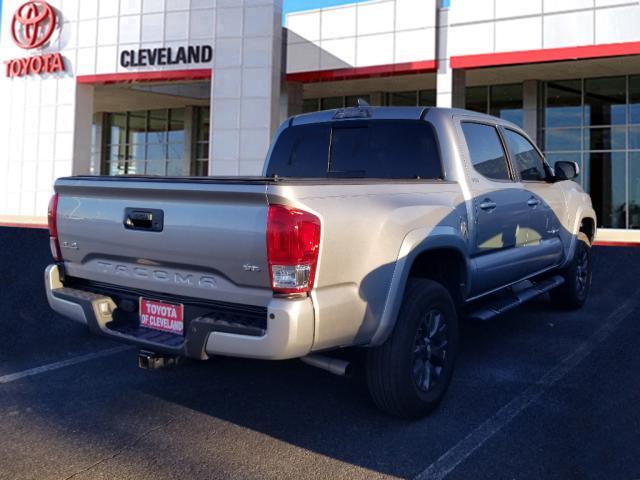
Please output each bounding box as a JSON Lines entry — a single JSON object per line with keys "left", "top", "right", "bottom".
{"left": 366, "top": 279, "right": 459, "bottom": 418}
{"left": 550, "top": 232, "right": 592, "bottom": 310}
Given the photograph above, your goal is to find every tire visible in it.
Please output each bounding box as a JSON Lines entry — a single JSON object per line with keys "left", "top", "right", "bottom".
{"left": 366, "top": 279, "right": 459, "bottom": 418}
{"left": 550, "top": 232, "right": 592, "bottom": 310}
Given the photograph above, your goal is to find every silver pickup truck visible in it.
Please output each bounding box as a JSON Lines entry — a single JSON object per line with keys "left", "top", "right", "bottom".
{"left": 45, "top": 106, "right": 596, "bottom": 418}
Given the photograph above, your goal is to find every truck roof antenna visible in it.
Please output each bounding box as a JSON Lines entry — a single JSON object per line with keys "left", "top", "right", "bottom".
{"left": 357, "top": 98, "right": 370, "bottom": 107}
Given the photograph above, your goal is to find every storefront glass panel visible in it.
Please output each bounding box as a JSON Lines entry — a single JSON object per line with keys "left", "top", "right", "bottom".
{"left": 584, "top": 77, "right": 626, "bottom": 126}
{"left": 465, "top": 86, "right": 487, "bottom": 114}
{"left": 584, "top": 127, "right": 626, "bottom": 151}
{"left": 585, "top": 152, "right": 626, "bottom": 229}
{"left": 168, "top": 109, "right": 185, "bottom": 143}
{"left": 193, "top": 106, "right": 210, "bottom": 175}
{"left": 346, "top": 94, "right": 370, "bottom": 107}
{"left": 629, "top": 152, "right": 640, "bottom": 229}
{"left": 388, "top": 91, "right": 417, "bottom": 106}
{"left": 102, "top": 107, "right": 208, "bottom": 176}
{"left": 321, "top": 97, "right": 343, "bottom": 109}
{"left": 542, "top": 76, "right": 640, "bottom": 229}
{"left": 629, "top": 126, "right": 640, "bottom": 150}
{"left": 544, "top": 128, "right": 581, "bottom": 151}
{"left": 490, "top": 84, "right": 523, "bottom": 127}
{"left": 128, "top": 112, "right": 147, "bottom": 145}
{"left": 465, "top": 84, "right": 523, "bottom": 127}
{"left": 386, "top": 90, "right": 435, "bottom": 107}
{"left": 148, "top": 110, "right": 168, "bottom": 143}
{"left": 109, "top": 113, "right": 127, "bottom": 145}
{"left": 628, "top": 76, "right": 640, "bottom": 124}
{"left": 127, "top": 144, "right": 145, "bottom": 175}
{"left": 302, "top": 99, "right": 319, "bottom": 113}
{"left": 545, "top": 80, "right": 582, "bottom": 128}
{"left": 418, "top": 89, "right": 436, "bottom": 106}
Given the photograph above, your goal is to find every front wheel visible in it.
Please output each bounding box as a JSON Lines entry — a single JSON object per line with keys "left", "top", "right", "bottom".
{"left": 550, "top": 232, "right": 592, "bottom": 310}
{"left": 366, "top": 279, "right": 459, "bottom": 418}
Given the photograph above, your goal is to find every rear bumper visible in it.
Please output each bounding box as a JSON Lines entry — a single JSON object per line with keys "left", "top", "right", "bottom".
{"left": 45, "top": 264, "right": 315, "bottom": 360}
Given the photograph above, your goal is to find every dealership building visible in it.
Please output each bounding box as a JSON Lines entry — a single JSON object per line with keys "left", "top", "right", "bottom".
{"left": 1, "top": 0, "right": 640, "bottom": 241}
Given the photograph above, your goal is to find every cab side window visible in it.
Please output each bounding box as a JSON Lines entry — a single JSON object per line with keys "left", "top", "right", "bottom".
{"left": 461, "top": 122, "right": 511, "bottom": 181}
{"left": 504, "top": 129, "right": 548, "bottom": 181}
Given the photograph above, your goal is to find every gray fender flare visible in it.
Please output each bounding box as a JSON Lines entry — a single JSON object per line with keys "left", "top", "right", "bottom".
{"left": 368, "top": 226, "right": 470, "bottom": 346}
{"left": 559, "top": 205, "right": 597, "bottom": 269}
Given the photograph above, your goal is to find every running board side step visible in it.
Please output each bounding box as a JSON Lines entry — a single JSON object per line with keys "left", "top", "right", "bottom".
{"left": 467, "top": 275, "right": 565, "bottom": 322}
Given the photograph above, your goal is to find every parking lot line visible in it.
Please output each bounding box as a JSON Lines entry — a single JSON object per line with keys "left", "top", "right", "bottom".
{"left": 0, "top": 346, "right": 130, "bottom": 385}
{"left": 414, "top": 299, "right": 638, "bottom": 480}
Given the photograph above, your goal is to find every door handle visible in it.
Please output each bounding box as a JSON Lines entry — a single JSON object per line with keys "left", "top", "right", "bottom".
{"left": 124, "top": 208, "right": 164, "bottom": 232}
{"left": 527, "top": 197, "right": 541, "bottom": 207}
{"left": 479, "top": 200, "right": 497, "bottom": 211}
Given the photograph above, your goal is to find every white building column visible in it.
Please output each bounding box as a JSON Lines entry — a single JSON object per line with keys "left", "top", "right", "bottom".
{"left": 210, "top": 0, "right": 283, "bottom": 176}
{"left": 435, "top": 6, "right": 465, "bottom": 109}
{"left": 72, "top": 84, "right": 95, "bottom": 175}
{"left": 280, "top": 81, "right": 303, "bottom": 122}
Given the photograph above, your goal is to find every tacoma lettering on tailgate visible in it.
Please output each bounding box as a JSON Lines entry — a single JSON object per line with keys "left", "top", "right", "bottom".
{"left": 96, "top": 262, "right": 217, "bottom": 289}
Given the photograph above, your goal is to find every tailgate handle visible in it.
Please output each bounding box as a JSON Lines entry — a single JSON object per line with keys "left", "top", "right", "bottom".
{"left": 124, "top": 208, "right": 164, "bottom": 232}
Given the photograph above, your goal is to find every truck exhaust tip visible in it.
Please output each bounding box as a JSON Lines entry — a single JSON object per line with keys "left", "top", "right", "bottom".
{"left": 138, "top": 350, "right": 181, "bottom": 370}
{"left": 300, "top": 354, "right": 352, "bottom": 377}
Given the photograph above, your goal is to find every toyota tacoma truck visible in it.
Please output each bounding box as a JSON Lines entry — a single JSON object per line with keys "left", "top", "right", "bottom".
{"left": 45, "top": 106, "right": 596, "bottom": 418}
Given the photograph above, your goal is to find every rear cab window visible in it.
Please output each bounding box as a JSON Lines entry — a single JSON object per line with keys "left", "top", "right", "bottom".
{"left": 266, "top": 120, "right": 442, "bottom": 179}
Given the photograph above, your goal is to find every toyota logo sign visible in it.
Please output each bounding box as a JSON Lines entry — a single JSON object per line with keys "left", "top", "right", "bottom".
{"left": 4, "top": 1, "right": 65, "bottom": 77}
{"left": 11, "top": 1, "right": 57, "bottom": 50}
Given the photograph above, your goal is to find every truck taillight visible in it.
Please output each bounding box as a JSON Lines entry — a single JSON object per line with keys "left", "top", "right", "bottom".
{"left": 48, "top": 193, "right": 61, "bottom": 261}
{"left": 267, "top": 204, "right": 321, "bottom": 294}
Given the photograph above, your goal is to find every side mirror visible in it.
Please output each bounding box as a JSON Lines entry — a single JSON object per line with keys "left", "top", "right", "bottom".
{"left": 554, "top": 161, "right": 579, "bottom": 181}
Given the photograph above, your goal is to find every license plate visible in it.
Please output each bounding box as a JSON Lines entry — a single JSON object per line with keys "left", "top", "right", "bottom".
{"left": 139, "top": 298, "right": 184, "bottom": 335}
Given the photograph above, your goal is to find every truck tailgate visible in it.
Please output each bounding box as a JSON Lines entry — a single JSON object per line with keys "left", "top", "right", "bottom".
{"left": 54, "top": 177, "right": 272, "bottom": 306}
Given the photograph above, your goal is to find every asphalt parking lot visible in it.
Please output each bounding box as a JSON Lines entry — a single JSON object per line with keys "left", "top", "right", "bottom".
{"left": 1, "top": 226, "right": 639, "bottom": 480}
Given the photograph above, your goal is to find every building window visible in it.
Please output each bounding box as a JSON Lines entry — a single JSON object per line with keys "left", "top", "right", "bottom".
{"left": 465, "top": 84, "right": 523, "bottom": 127}
{"left": 386, "top": 89, "right": 436, "bottom": 107}
{"left": 388, "top": 91, "right": 418, "bottom": 106}
{"left": 346, "top": 94, "right": 369, "bottom": 107}
{"left": 302, "top": 95, "right": 372, "bottom": 113}
{"left": 302, "top": 98, "right": 320, "bottom": 113}
{"left": 541, "top": 76, "right": 640, "bottom": 229}
{"left": 101, "top": 107, "right": 209, "bottom": 177}
{"left": 419, "top": 89, "right": 436, "bottom": 106}
{"left": 466, "top": 86, "right": 488, "bottom": 115}
{"left": 490, "top": 84, "right": 523, "bottom": 126}
{"left": 321, "top": 97, "right": 344, "bottom": 110}
{"left": 193, "top": 106, "right": 210, "bottom": 176}
{"left": 90, "top": 114, "right": 100, "bottom": 175}
{"left": 302, "top": 91, "right": 435, "bottom": 112}
{"left": 629, "top": 152, "right": 640, "bottom": 228}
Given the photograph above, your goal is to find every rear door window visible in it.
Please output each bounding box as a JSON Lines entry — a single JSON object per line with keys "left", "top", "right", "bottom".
{"left": 461, "top": 122, "right": 512, "bottom": 181}
{"left": 267, "top": 121, "right": 442, "bottom": 179}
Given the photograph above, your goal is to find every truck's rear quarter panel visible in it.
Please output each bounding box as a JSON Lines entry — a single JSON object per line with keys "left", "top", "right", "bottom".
{"left": 267, "top": 181, "right": 465, "bottom": 350}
